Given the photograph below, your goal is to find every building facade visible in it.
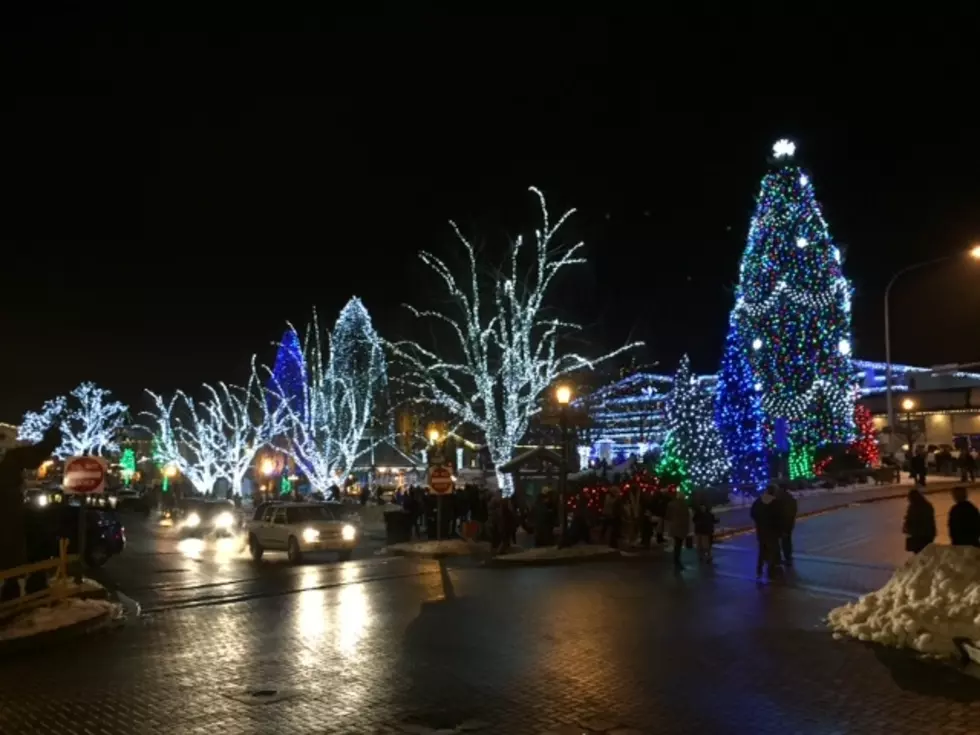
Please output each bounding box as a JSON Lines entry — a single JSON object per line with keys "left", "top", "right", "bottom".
{"left": 581, "top": 360, "right": 980, "bottom": 459}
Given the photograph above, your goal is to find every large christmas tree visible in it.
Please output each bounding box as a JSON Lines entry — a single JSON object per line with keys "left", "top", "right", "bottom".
{"left": 657, "top": 355, "right": 730, "bottom": 494}
{"left": 724, "top": 139, "right": 855, "bottom": 477}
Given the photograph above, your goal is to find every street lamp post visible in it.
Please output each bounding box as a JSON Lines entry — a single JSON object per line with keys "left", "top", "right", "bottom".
{"left": 902, "top": 398, "right": 916, "bottom": 455}
{"left": 427, "top": 429, "right": 444, "bottom": 540}
{"left": 884, "top": 247, "right": 980, "bottom": 453}
{"left": 555, "top": 385, "right": 572, "bottom": 545}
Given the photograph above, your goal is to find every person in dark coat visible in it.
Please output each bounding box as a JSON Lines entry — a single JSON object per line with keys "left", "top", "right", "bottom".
{"left": 960, "top": 450, "right": 977, "bottom": 484}
{"left": 691, "top": 501, "right": 718, "bottom": 563}
{"left": 775, "top": 487, "right": 798, "bottom": 566}
{"left": 902, "top": 487, "right": 936, "bottom": 554}
{"left": 948, "top": 486, "right": 980, "bottom": 547}
{"left": 750, "top": 486, "right": 781, "bottom": 578}
{"left": 910, "top": 449, "right": 927, "bottom": 486}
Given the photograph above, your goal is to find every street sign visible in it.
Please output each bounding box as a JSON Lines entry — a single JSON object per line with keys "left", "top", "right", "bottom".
{"left": 428, "top": 465, "right": 454, "bottom": 495}
{"left": 63, "top": 456, "right": 108, "bottom": 494}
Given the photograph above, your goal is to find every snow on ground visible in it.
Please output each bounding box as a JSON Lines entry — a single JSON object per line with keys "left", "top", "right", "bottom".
{"left": 386, "top": 539, "right": 490, "bottom": 557}
{"left": 827, "top": 544, "right": 980, "bottom": 657}
{"left": 494, "top": 544, "right": 619, "bottom": 563}
{"left": 0, "top": 598, "right": 119, "bottom": 641}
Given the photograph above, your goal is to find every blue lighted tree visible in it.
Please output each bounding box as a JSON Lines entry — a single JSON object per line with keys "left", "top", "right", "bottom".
{"left": 726, "top": 140, "right": 854, "bottom": 477}
{"left": 268, "top": 326, "right": 307, "bottom": 420}
{"left": 715, "top": 325, "right": 769, "bottom": 493}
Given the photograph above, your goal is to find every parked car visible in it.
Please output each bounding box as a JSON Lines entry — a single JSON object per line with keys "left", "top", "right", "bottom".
{"left": 246, "top": 502, "right": 358, "bottom": 563}
{"left": 24, "top": 503, "right": 126, "bottom": 568}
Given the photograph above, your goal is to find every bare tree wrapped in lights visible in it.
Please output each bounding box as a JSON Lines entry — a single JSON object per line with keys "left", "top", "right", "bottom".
{"left": 391, "top": 187, "right": 639, "bottom": 495}
{"left": 143, "top": 363, "right": 284, "bottom": 496}
{"left": 265, "top": 303, "right": 385, "bottom": 494}
{"left": 19, "top": 382, "right": 127, "bottom": 458}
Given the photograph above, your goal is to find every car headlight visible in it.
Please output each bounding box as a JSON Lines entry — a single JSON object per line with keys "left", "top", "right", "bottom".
{"left": 341, "top": 524, "right": 356, "bottom": 542}
{"left": 36, "top": 494, "right": 49, "bottom": 507}
{"left": 214, "top": 512, "right": 234, "bottom": 529}
{"left": 302, "top": 527, "right": 320, "bottom": 543}
{"left": 185, "top": 512, "right": 201, "bottom": 528}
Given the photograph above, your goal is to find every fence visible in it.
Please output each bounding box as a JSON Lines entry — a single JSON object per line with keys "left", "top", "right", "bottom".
{"left": 0, "top": 538, "right": 80, "bottom": 619}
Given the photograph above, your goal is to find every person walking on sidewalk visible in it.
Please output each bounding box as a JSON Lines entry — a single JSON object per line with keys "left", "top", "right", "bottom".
{"left": 775, "top": 487, "right": 798, "bottom": 566}
{"left": 960, "top": 449, "right": 977, "bottom": 484}
{"left": 902, "top": 487, "right": 936, "bottom": 554}
{"left": 911, "top": 448, "right": 927, "bottom": 486}
{"left": 692, "top": 500, "right": 717, "bottom": 563}
{"left": 948, "top": 486, "right": 980, "bottom": 547}
{"left": 666, "top": 492, "right": 691, "bottom": 570}
{"left": 751, "top": 486, "right": 781, "bottom": 578}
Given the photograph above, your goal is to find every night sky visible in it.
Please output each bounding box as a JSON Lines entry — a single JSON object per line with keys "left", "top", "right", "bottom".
{"left": 4, "top": 10, "right": 979, "bottom": 421}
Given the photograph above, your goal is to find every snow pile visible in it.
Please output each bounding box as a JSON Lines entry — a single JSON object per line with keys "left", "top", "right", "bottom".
{"left": 0, "top": 598, "right": 119, "bottom": 641}
{"left": 495, "top": 544, "right": 619, "bottom": 563}
{"left": 828, "top": 544, "right": 980, "bottom": 657}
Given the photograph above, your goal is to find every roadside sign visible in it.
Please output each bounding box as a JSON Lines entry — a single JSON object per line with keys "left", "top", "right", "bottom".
{"left": 63, "top": 456, "right": 108, "bottom": 494}
{"left": 428, "top": 465, "right": 454, "bottom": 495}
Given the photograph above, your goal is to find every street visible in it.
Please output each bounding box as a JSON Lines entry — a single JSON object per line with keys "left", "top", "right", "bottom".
{"left": 2, "top": 497, "right": 980, "bottom": 734}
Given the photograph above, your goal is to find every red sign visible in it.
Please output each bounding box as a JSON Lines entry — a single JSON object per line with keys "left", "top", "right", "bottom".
{"left": 428, "top": 465, "right": 454, "bottom": 495}
{"left": 63, "top": 456, "right": 108, "bottom": 494}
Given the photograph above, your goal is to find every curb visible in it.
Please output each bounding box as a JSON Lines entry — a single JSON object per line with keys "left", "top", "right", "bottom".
{"left": 0, "top": 605, "right": 120, "bottom": 658}
{"left": 485, "top": 548, "right": 622, "bottom": 568}
{"left": 714, "top": 482, "right": 976, "bottom": 541}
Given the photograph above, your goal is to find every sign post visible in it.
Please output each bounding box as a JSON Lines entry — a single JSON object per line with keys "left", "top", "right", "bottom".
{"left": 427, "top": 466, "right": 454, "bottom": 540}
{"left": 63, "top": 456, "right": 107, "bottom": 583}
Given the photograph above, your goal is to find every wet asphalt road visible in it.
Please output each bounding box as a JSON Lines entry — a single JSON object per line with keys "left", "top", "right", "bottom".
{"left": 3, "top": 498, "right": 980, "bottom": 733}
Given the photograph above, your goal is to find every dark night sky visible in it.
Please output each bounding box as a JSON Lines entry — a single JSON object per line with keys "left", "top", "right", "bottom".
{"left": 3, "top": 10, "right": 979, "bottom": 421}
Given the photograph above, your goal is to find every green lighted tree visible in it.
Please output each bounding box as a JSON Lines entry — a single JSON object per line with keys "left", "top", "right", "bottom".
{"left": 120, "top": 448, "right": 136, "bottom": 486}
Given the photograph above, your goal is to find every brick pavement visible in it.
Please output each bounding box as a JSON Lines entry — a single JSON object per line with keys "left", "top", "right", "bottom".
{"left": 3, "top": 557, "right": 980, "bottom": 734}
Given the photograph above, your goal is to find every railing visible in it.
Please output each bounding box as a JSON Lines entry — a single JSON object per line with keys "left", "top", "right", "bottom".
{"left": 0, "top": 539, "right": 80, "bottom": 618}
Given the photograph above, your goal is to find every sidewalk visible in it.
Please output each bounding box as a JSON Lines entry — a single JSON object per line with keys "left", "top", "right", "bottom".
{"left": 715, "top": 477, "right": 973, "bottom": 538}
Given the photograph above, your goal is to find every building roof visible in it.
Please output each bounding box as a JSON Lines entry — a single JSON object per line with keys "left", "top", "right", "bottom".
{"left": 498, "top": 445, "right": 563, "bottom": 472}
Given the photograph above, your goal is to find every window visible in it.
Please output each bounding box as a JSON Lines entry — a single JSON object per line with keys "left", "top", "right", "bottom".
{"left": 286, "top": 505, "right": 338, "bottom": 524}
{"left": 271, "top": 508, "right": 287, "bottom": 524}
{"left": 261, "top": 505, "right": 278, "bottom": 522}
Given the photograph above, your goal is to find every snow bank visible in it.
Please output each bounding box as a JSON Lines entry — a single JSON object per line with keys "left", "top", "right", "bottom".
{"left": 0, "top": 598, "right": 119, "bottom": 641}
{"left": 495, "top": 544, "right": 619, "bottom": 563}
{"left": 387, "top": 539, "right": 490, "bottom": 557}
{"left": 828, "top": 545, "right": 980, "bottom": 657}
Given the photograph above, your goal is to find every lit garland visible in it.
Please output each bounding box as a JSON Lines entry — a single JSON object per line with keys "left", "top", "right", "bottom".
{"left": 716, "top": 325, "right": 769, "bottom": 493}
{"left": 656, "top": 355, "right": 730, "bottom": 494}
{"left": 726, "top": 140, "right": 855, "bottom": 477}
{"left": 390, "top": 187, "right": 639, "bottom": 496}
{"left": 19, "top": 382, "right": 128, "bottom": 458}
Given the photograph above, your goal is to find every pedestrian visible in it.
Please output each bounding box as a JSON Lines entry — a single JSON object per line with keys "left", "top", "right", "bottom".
{"left": 601, "top": 488, "right": 618, "bottom": 544}
{"left": 948, "top": 486, "right": 980, "bottom": 547}
{"left": 775, "top": 487, "right": 798, "bottom": 566}
{"left": 902, "top": 487, "right": 936, "bottom": 554}
{"left": 639, "top": 493, "right": 654, "bottom": 550}
{"left": 665, "top": 492, "right": 691, "bottom": 570}
{"left": 911, "top": 448, "right": 927, "bottom": 486}
{"left": 750, "top": 486, "right": 781, "bottom": 579}
{"left": 691, "top": 500, "right": 717, "bottom": 563}
{"left": 960, "top": 448, "right": 977, "bottom": 484}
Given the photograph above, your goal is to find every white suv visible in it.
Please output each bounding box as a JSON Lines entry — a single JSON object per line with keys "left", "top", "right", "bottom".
{"left": 247, "top": 502, "right": 358, "bottom": 564}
